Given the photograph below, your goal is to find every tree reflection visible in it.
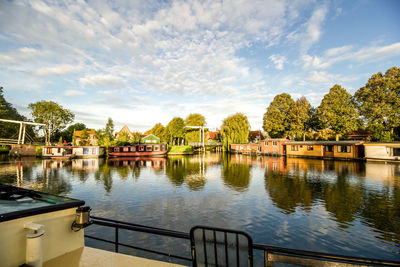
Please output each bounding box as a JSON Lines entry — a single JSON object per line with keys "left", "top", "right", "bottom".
{"left": 94, "top": 162, "right": 113, "bottom": 193}
{"left": 165, "top": 155, "right": 206, "bottom": 190}
{"left": 221, "top": 153, "right": 251, "bottom": 192}
{"left": 265, "top": 170, "right": 314, "bottom": 214}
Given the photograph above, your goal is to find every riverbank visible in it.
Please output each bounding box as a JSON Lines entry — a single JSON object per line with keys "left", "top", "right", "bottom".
{"left": 167, "top": 145, "right": 193, "bottom": 155}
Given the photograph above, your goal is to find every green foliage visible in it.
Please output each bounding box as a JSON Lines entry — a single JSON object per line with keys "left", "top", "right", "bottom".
{"left": 221, "top": 153, "right": 251, "bottom": 192}
{"left": 96, "top": 118, "right": 115, "bottom": 147}
{"left": 288, "top": 96, "right": 312, "bottom": 140}
{"left": 263, "top": 93, "right": 296, "bottom": 138}
{"left": 28, "top": 100, "right": 74, "bottom": 143}
{"left": 78, "top": 129, "right": 90, "bottom": 146}
{"left": 221, "top": 113, "right": 250, "bottom": 151}
{"left": 168, "top": 145, "right": 193, "bottom": 153}
{"left": 316, "top": 85, "right": 360, "bottom": 137}
{"left": 146, "top": 123, "right": 166, "bottom": 142}
{"left": 354, "top": 66, "right": 400, "bottom": 141}
{"left": 166, "top": 117, "right": 186, "bottom": 145}
{"left": 115, "top": 131, "right": 131, "bottom": 146}
{"left": 0, "top": 87, "right": 36, "bottom": 139}
{"left": 185, "top": 113, "right": 206, "bottom": 143}
{"left": 56, "top": 123, "right": 86, "bottom": 143}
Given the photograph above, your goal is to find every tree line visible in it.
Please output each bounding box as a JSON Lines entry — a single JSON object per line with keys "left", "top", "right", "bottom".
{"left": 0, "top": 66, "right": 398, "bottom": 149}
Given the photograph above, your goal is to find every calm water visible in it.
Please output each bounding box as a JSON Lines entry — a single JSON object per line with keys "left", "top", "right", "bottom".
{"left": 0, "top": 153, "right": 399, "bottom": 265}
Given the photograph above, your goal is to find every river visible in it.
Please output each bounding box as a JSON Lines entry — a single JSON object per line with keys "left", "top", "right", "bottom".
{"left": 0, "top": 153, "right": 399, "bottom": 265}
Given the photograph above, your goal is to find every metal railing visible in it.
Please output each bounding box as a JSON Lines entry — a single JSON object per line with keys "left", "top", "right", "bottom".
{"left": 85, "top": 216, "right": 400, "bottom": 266}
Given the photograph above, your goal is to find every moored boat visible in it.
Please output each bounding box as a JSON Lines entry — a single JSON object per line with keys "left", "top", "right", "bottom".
{"left": 42, "top": 146, "right": 105, "bottom": 159}
{"left": 108, "top": 144, "right": 167, "bottom": 157}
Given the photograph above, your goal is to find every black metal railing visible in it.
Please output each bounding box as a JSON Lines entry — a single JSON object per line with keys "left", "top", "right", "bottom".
{"left": 85, "top": 216, "right": 400, "bottom": 266}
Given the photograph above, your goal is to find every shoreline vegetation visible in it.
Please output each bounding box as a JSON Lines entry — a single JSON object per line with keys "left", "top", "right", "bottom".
{"left": 167, "top": 145, "right": 194, "bottom": 155}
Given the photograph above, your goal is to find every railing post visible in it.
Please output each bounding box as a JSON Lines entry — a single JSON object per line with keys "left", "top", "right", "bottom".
{"left": 115, "top": 226, "right": 119, "bottom": 253}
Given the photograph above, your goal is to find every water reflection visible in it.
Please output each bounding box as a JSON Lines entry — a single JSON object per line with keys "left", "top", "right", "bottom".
{"left": 221, "top": 153, "right": 251, "bottom": 192}
{"left": 0, "top": 154, "right": 399, "bottom": 261}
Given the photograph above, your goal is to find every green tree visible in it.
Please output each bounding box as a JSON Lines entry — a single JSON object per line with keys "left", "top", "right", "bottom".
{"left": 316, "top": 85, "right": 359, "bottom": 139}
{"left": 54, "top": 122, "right": 86, "bottom": 143}
{"left": 221, "top": 113, "right": 250, "bottom": 151}
{"left": 28, "top": 101, "right": 74, "bottom": 143}
{"left": 263, "top": 93, "right": 296, "bottom": 138}
{"left": 116, "top": 131, "right": 131, "bottom": 145}
{"left": 185, "top": 113, "right": 206, "bottom": 144}
{"left": 354, "top": 66, "right": 400, "bottom": 141}
{"left": 78, "top": 129, "right": 90, "bottom": 146}
{"left": 0, "top": 87, "right": 36, "bottom": 139}
{"left": 166, "top": 117, "right": 186, "bottom": 145}
{"left": 97, "top": 118, "right": 115, "bottom": 147}
{"left": 288, "top": 96, "right": 312, "bottom": 140}
{"left": 146, "top": 123, "right": 166, "bottom": 142}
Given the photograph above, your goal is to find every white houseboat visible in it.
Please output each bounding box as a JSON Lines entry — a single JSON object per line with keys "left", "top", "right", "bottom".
{"left": 42, "top": 146, "right": 105, "bottom": 159}
{"left": 364, "top": 142, "right": 400, "bottom": 162}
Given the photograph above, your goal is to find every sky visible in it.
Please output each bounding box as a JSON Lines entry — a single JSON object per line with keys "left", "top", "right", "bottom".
{"left": 0, "top": 0, "right": 399, "bottom": 133}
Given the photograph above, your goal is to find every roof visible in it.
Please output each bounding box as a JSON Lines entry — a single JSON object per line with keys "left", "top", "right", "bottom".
{"left": 141, "top": 134, "right": 160, "bottom": 140}
{"left": 288, "top": 141, "right": 364, "bottom": 145}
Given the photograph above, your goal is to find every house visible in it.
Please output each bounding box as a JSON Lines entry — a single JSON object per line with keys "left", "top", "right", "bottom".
{"left": 141, "top": 134, "right": 161, "bottom": 144}
{"left": 205, "top": 131, "right": 221, "bottom": 142}
{"left": 115, "top": 125, "right": 134, "bottom": 139}
{"left": 286, "top": 141, "right": 364, "bottom": 160}
{"left": 259, "top": 139, "right": 291, "bottom": 156}
{"left": 364, "top": 142, "right": 400, "bottom": 162}
{"left": 346, "top": 129, "right": 373, "bottom": 141}
{"left": 74, "top": 129, "right": 98, "bottom": 146}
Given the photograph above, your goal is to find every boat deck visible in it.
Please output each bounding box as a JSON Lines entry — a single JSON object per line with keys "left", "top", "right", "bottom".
{"left": 44, "top": 246, "right": 186, "bottom": 267}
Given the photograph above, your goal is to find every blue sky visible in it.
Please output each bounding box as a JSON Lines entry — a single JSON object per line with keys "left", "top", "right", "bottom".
{"left": 0, "top": 0, "right": 399, "bottom": 133}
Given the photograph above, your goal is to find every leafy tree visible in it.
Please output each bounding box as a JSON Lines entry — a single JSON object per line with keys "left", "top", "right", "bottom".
{"left": 221, "top": 113, "right": 250, "bottom": 151}
{"left": 131, "top": 132, "right": 142, "bottom": 144}
{"left": 78, "top": 129, "right": 90, "bottom": 146}
{"left": 0, "top": 87, "right": 36, "bottom": 139}
{"left": 354, "top": 66, "right": 400, "bottom": 141}
{"left": 288, "top": 96, "right": 312, "bottom": 140}
{"left": 116, "top": 131, "right": 131, "bottom": 145}
{"left": 263, "top": 93, "right": 296, "bottom": 138}
{"left": 146, "top": 123, "right": 166, "bottom": 142}
{"left": 28, "top": 101, "right": 74, "bottom": 143}
{"left": 97, "top": 118, "right": 114, "bottom": 147}
{"left": 54, "top": 122, "right": 86, "bottom": 143}
{"left": 315, "top": 85, "right": 359, "bottom": 139}
{"left": 185, "top": 113, "right": 206, "bottom": 144}
{"left": 166, "top": 117, "right": 186, "bottom": 145}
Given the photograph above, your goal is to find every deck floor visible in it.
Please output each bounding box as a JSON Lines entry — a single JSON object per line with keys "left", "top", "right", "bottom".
{"left": 44, "top": 246, "right": 186, "bottom": 267}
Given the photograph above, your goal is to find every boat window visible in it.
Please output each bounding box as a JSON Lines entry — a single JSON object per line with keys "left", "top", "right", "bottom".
{"left": 392, "top": 148, "right": 400, "bottom": 156}
{"left": 139, "top": 145, "right": 144, "bottom": 151}
{"left": 338, "top": 145, "right": 351, "bottom": 153}
{"left": 47, "top": 148, "right": 51, "bottom": 154}
{"left": 83, "top": 148, "right": 88, "bottom": 154}
{"left": 58, "top": 148, "right": 61, "bottom": 153}
{"left": 123, "top": 147, "right": 129, "bottom": 152}
{"left": 154, "top": 145, "right": 160, "bottom": 151}
{"left": 130, "top": 146, "right": 136, "bottom": 152}
{"left": 146, "top": 145, "right": 152, "bottom": 151}
{"left": 161, "top": 145, "right": 164, "bottom": 150}
{"left": 92, "top": 148, "right": 96, "bottom": 154}
{"left": 114, "top": 147, "right": 120, "bottom": 152}
{"left": 325, "top": 145, "right": 334, "bottom": 152}
{"left": 273, "top": 141, "right": 277, "bottom": 146}
{"left": 291, "top": 145, "right": 299, "bottom": 151}
{"left": 307, "top": 145, "right": 314, "bottom": 151}
{"left": 264, "top": 141, "right": 268, "bottom": 146}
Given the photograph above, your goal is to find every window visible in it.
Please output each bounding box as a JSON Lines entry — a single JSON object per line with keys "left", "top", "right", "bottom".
{"left": 264, "top": 141, "right": 268, "bottom": 146}
{"left": 146, "top": 145, "right": 152, "bottom": 151}
{"left": 139, "top": 145, "right": 144, "bottom": 151}
{"left": 47, "top": 148, "right": 52, "bottom": 154}
{"left": 272, "top": 141, "right": 277, "bottom": 146}
{"left": 325, "top": 145, "right": 334, "bottom": 152}
{"left": 240, "top": 146, "right": 243, "bottom": 150}
{"left": 392, "top": 148, "right": 400, "bottom": 156}
{"left": 247, "top": 146, "right": 250, "bottom": 150}
{"left": 92, "top": 148, "right": 96, "bottom": 154}
{"left": 114, "top": 147, "right": 120, "bottom": 152}
{"left": 291, "top": 145, "right": 299, "bottom": 151}
{"left": 123, "top": 147, "right": 129, "bottom": 152}
{"left": 307, "top": 145, "right": 314, "bottom": 151}
{"left": 130, "top": 146, "right": 136, "bottom": 152}
{"left": 83, "top": 148, "right": 88, "bottom": 154}
{"left": 58, "top": 148, "right": 61, "bottom": 153}
{"left": 338, "top": 145, "right": 351, "bottom": 153}
{"left": 154, "top": 145, "right": 160, "bottom": 151}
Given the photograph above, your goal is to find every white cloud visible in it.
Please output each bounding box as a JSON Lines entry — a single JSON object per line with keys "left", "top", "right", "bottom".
{"left": 62, "top": 90, "right": 85, "bottom": 97}
{"left": 269, "top": 54, "right": 287, "bottom": 70}
{"left": 35, "top": 64, "right": 82, "bottom": 76}
{"left": 80, "top": 74, "right": 126, "bottom": 87}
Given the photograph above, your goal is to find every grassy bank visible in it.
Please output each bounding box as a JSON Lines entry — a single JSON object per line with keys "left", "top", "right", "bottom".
{"left": 0, "top": 147, "right": 10, "bottom": 154}
{"left": 168, "top": 145, "right": 193, "bottom": 154}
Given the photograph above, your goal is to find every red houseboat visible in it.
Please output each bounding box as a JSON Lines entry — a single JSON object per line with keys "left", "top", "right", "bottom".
{"left": 108, "top": 144, "right": 167, "bottom": 157}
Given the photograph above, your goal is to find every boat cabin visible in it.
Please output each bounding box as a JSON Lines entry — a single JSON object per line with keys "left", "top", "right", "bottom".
{"left": 286, "top": 141, "right": 364, "bottom": 159}
{"left": 42, "top": 146, "right": 105, "bottom": 158}
{"left": 364, "top": 142, "right": 400, "bottom": 162}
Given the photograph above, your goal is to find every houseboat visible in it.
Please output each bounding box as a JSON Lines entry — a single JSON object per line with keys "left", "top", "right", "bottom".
{"left": 42, "top": 146, "right": 105, "bottom": 159}
{"left": 364, "top": 142, "right": 400, "bottom": 162}
{"left": 230, "top": 143, "right": 259, "bottom": 155}
{"left": 285, "top": 140, "right": 364, "bottom": 160}
{"left": 1, "top": 183, "right": 398, "bottom": 267}
{"left": 108, "top": 143, "right": 167, "bottom": 157}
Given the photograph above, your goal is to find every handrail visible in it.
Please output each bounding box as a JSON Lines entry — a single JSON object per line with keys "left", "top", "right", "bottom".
{"left": 86, "top": 216, "right": 400, "bottom": 266}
